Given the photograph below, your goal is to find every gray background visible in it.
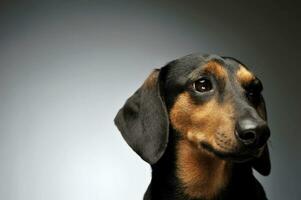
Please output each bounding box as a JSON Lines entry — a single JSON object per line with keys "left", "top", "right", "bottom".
{"left": 0, "top": 1, "right": 300, "bottom": 200}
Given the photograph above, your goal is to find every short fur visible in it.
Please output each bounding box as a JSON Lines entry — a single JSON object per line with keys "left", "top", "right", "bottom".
{"left": 115, "top": 53, "right": 271, "bottom": 200}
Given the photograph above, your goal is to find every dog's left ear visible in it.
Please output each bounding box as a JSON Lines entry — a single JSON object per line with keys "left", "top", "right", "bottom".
{"left": 114, "top": 69, "right": 169, "bottom": 165}
{"left": 251, "top": 95, "right": 271, "bottom": 176}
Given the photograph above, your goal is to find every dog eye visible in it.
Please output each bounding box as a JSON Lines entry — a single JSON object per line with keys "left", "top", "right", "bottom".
{"left": 246, "top": 91, "right": 261, "bottom": 105}
{"left": 245, "top": 79, "right": 263, "bottom": 104}
{"left": 193, "top": 77, "right": 213, "bottom": 93}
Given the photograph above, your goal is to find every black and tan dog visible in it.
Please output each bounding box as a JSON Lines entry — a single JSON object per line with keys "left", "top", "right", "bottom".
{"left": 115, "top": 54, "right": 271, "bottom": 200}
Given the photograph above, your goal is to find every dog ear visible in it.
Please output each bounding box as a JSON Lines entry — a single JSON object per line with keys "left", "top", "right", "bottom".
{"left": 114, "top": 69, "right": 169, "bottom": 165}
{"left": 252, "top": 144, "right": 270, "bottom": 176}
{"left": 252, "top": 95, "right": 271, "bottom": 176}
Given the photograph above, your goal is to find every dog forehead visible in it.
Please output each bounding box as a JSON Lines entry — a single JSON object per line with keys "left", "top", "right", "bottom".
{"left": 164, "top": 54, "right": 240, "bottom": 85}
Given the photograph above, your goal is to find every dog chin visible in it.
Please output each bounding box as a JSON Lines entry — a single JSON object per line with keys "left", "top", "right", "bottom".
{"left": 199, "top": 142, "right": 260, "bottom": 163}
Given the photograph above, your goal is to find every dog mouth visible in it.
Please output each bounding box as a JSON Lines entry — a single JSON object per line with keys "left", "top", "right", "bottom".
{"left": 199, "top": 142, "right": 262, "bottom": 162}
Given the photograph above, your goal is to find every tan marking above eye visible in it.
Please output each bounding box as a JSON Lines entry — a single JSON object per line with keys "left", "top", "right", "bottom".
{"left": 236, "top": 65, "right": 255, "bottom": 85}
{"left": 203, "top": 61, "right": 227, "bottom": 80}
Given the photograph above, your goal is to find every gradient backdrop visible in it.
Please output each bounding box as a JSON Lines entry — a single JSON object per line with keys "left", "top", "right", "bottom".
{"left": 0, "top": 1, "right": 300, "bottom": 200}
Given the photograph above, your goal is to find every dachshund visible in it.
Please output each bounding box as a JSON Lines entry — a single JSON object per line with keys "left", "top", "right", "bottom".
{"left": 114, "top": 54, "right": 271, "bottom": 200}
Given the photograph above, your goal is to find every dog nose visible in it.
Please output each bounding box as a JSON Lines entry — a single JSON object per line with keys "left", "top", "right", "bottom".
{"left": 235, "top": 119, "right": 270, "bottom": 148}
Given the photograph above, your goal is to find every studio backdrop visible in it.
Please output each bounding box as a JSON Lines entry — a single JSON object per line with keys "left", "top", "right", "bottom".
{"left": 0, "top": 1, "right": 300, "bottom": 200}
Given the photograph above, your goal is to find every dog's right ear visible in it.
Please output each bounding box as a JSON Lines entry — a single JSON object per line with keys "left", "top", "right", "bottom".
{"left": 251, "top": 95, "right": 271, "bottom": 176}
{"left": 114, "top": 69, "right": 169, "bottom": 165}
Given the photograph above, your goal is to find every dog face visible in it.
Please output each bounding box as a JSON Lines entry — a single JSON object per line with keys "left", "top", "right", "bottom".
{"left": 164, "top": 55, "right": 270, "bottom": 163}
{"left": 115, "top": 53, "right": 270, "bottom": 175}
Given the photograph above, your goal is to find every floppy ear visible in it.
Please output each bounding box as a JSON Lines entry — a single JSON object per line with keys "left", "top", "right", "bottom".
{"left": 252, "top": 95, "right": 271, "bottom": 176}
{"left": 114, "top": 69, "right": 169, "bottom": 165}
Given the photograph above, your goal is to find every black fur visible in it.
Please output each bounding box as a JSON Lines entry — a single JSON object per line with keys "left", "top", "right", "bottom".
{"left": 115, "top": 53, "right": 270, "bottom": 200}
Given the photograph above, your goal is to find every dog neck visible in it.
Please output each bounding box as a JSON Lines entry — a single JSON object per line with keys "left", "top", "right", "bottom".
{"left": 144, "top": 130, "right": 262, "bottom": 200}
{"left": 176, "top": 139, "right": 231, "bottom": 199}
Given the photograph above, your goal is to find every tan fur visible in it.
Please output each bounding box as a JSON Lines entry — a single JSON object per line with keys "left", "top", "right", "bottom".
{"left": 177, "top": 139, "right": 231, "bottom": 199}
{"left": 203, "top": 61, "right": 227, "bottom": 80}
{"left": 236, "top": 65, "right": 255, "bottom": 85}
{"left": 170, "top": 92, "right": 236, "bottom": 199}
{"left": 170, "top": 92, "right": 236, "bottom": 151}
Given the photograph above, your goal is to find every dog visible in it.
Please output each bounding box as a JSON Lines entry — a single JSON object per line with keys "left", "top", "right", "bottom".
{"left": 114, "top": 54, "right": 271, "bottom": 200}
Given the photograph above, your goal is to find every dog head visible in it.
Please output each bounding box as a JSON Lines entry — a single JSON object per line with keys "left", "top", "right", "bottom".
{"left": 114, "top": 54, "right": 271, "bottom": 176}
